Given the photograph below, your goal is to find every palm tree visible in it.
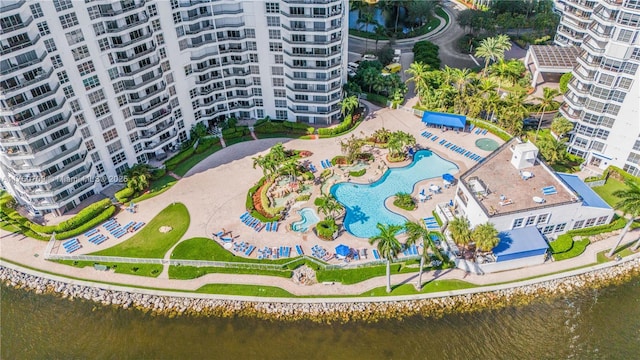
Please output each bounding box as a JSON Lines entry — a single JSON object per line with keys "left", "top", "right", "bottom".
{"left": 340, "top": 95, "right": 359, "bottom": 117}
{"left": 373, "top": 24, "right": 387, "bottom": 51}
{"left": 124, "top": 164, "right": 152, "bottom": 192}
{"left": 550, "top": 117, "right": 574, "bottom": 138}
{"left": 362, "top": 67, "right": 379, "bottom": 93}
{"left": 252, "top": 154, "right": 277, "bottom": 179}
{"left": 448, "top": 216, "right": 472, "bottom": 252}
{"left": 357, "top": 11, "right": 377, "bottom": 52}
{"left": 340, "top": 134, "right": 365, "bottom": 164}
{"left": 533, "top": 87, "right": 561, "bottom": 142}
{"left": 317, "top": 193, "right": 341, "bottom": 220}
{"left": 607, "top": 180, "right": 640, "bottom": 256}
{"left": 404, "top": 220, "right": 444, "bottom": 290}
{"left": 369, "top": 223, "right": 403, "bottom": 293}
{"left": 387, "top": 131, "right": 416, "bottom": 158}
{"left": 475, "top": 36, "right": 511, "bottom": 75}
{"left": 537, "top": 137, "right": 566, "bottom": 164}
{"left": 405, "top": 62, "right": 431, "bottom": 106}
{"left": 472, "top": 223, "right": 500, "bottom": 254}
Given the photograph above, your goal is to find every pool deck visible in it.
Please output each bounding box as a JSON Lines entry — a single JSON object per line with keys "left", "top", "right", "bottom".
{"left": 1, "top": 105, "right": 517, "bottom": 292}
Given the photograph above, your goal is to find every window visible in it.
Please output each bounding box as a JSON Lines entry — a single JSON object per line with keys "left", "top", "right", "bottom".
{"left": 273, "top": 78, "right": 284, "bottom": 87}
{"left": 80, "top": 127, "right": 91, "bottom": 139}
{"left": 525, "top": 216, "right": 536, "bottom": 227}
{"left": 53, "top": 0, "right": 73, "bottom": 12}
{"left": 249, "top": 65, "right": 260, "bottom": 74}
{"left": 103, "top": 128, "right": 119, "bottom": 142}
{"left": 617, "top": 29, "right": 634, "bottom": 43}
{"left": 85, "top": 140, "right": 95, "bottom": 151}
{"left": 252, "top": 88, "right": 262, "bottom": 96}
{"left": 57, "top": 71, "right": 69, "bottom": 84}
{"left": 253, "top": 77, "right": 261, "bottom": 86}
{"left": 117, "top": 95, "right": 127, "bottom": 107}
{"left": 267, "top": 16, "right": 280, "bottom": 27}
{"left": 247, "top": 41, "right": 257, "bottom": 51}
{"left": 275, "top": 110, "right": 288, "bottom": 120}
{"left": 93, "top": 23, "right": 105, "bottom": 36}
{"left": 59, "top": 13, "right": 79, "bottom": 29}
{"left": 111, "top": 152, "right": 127, "bottom": 166}
{"left": 585, "top": 218, "right": 597, "bottom": 227}
{"left": 90, "top": 152, "right": 100, "bottom": 163}
{"left": 75, "top": 113, "right": 86, "bottom": 126}
{"left": 37, "top": 22, "right": 50, "bottom": 36}
{"left": 617, "top": 77, "right": 633, "bottom": 90}
{"left": 275, "top": 99, "right": 286, "bottom": 108}
{"left": 87, "top": 5, "right": 100, "bottom": 20}
{"left": 98, "top": 38, "right": 110, "bottom": 51}
{"left": 77, "top": 61, "right": 95, "bottom": 76}
{"left": 572, "top": 220, "right": 585, "bottom": 230}
{"left": 541, "top": 225, "right": 554, "bottom": 235}
{"left": 512, "top": 218, "right": 524, "bottom": 228}
{"left": 290, "top": 7, "right": 305, "bottom": 15}
{"left": 65, "top": 29, "right": 84, "bottom": 46}
{"left": 44, "top": 39, "right": 57, "bottom": 53}
{"left": 96, "top": 163, "right": 105, "bottom": 174}
{"left": 107, "top": 140, "right": 122, "bottom": 154}
{"left": 272, "top": 66, "right": 284, "bottom": 75}
{"left": 93, "top": 103, "right": 110, "bottom": 118}
{"left": 69, "top": 99, "right": 81, "bottom": 112}
{"left": 554, "top": 223, "right": 566, "bottom": 233}
{"left": 83, "top": 75, "right": 100, "bottom": 90}
{"left": 269, "top": 42, "right": 282, "bottom": 52}
{"left": 266, "top": 2, "right": 280, "bottom": 13}
{"left": 269, "top": 29, "right": 281, "bottom": 39}
{"left": 63, "top": 86, "right": 75, "bottom": 99}
{"left": 30, "top": 3, "right": 44, "bottom": 18}
{"left": 274, "top": 89, "right": 286, "bottom": 98}
{"left": 274, "top": 54, "right": 283, "bottom": 64}
{"left": 148, "top": 3, "right": 158, "bottom": 17}
{"left": 596, "top": 216, "right": 608, "bottom": 225}
{"left": 51, "top": 55, "right": 63, "bottom": 69}
{"left": 152, "top": 19, "right": 161, "bottom": 32}
{"left": 72, "top": 45, "right": 90, "bottom": 61}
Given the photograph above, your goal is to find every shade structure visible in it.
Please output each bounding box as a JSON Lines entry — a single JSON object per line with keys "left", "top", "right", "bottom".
{"left": 335, "top": 244, "right": 350, "bottom": 257}
{"left": 442, "top": 173, "right": 455, "bottom": 183}
{"left": 421, "top": 111, "right": 466, "bottom": 129}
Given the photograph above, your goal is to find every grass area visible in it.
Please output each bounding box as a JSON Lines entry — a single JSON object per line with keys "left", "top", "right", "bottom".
{"left": 172, "top": 143, "right": 224, "bottom": 177}
{"left": 316, "top": 262, "right": 422, "bottom": 285}
{"left": 362, "top": 279, "right": 475, "bottom": 296}
{"left": 169, "top": 265, "right": 292, "bottom": 280}
{"left": 592, "top": 178, "right": 627, "bottom": 207}
{"left": 170, "top": 237, "right": 295, "bottom": 265}
{"left": 597, "top": 241, "right": 637, "bottom": 263}
{"left": 91, "top": 203, "right": 189, "bottom": 258}
{"left": 55, "top": 260, "right": 163, "bottom": 277}
{"left": 435, "top": 7, "right": 449, "bottom": 26}
{"left": 552, "top": 238, "right": 590, "bottom": 261}
{"left": 194, "top": 284, "right": 295, "bottom": 297}
{"left": 130, "top": 174, "right": 178, "bottom": 203}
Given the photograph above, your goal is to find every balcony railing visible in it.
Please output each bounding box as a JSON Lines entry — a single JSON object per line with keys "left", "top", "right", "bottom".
{"left": 139, "top": 119, "right": 175, "bottom": 139}
{"left": 0, "top": 0, "right": 25, "bottom": 13}
{"left": 0, "top": 52, "right": 46, "bottom": 75}
{"left": 99, "top": 0, "right": 146, "bottom": 17}
{"left": 4, "top": 83, "right": 60, "bottom": 111}
{"left": 111, "top": 32, "right": 153, "bottom": 49}
{"left": 106, "top": 15, "right": 149, "bottom": 33}
{"left": 115, "top": 44, "right": 156, "bottom": 63}
{"left": 0, "top": 16, "right": 33, "bottom": 35}
{"left": 1, "top": 67, "right": 53, "bottom": 93}
{"left": 122, "top": 71, "right": 164, "bottom": 91}
{"left": 134, "top": 106, "right": 172, "bottom": 127}
{"left": 132, "top": 96, "right": 170, "bottom": 115}
{"left": 31, "top": 125, "right": 77, "bottom": 154}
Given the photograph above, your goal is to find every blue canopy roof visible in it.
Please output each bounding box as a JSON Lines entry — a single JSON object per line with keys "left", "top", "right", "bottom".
{"left": 493, "top": 227, "right": 549, "bottom": 262}
{"left": 421, "top": 111, "right": 466, "bottom": 129}
{"left": 442, "top": 173, "right": 455, "bottom": 182}
{"left": 557, "top": 173, "right": 611, "bottom": 209}
{"left": 335, "top": 244, "right": 350, "bottom": 257}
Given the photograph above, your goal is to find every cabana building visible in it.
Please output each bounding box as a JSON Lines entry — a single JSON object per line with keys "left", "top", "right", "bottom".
{"left": 421, "top": 111, "right": 466, "bottom": 130}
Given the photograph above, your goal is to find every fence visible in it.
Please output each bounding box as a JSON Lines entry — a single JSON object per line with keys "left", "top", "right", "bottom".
{"left": 393, "top": 103, "right": 424, "bottom": 118}
{"left": 584, "top": 179, "right": 606, "bottom": 188}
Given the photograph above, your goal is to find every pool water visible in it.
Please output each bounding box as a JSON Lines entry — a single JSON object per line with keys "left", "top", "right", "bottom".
{"left": 331, "top": 150, "right": 458, "bottom": 238}
{"left": 291, "top": 207, "right": 320, "bottom": 232}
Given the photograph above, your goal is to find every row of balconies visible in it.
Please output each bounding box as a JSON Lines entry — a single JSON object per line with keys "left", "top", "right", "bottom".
{"left": 5, "top": 98, "right": 67, "bottom": 129}
{"left": 0, "top": 51, "right": 46, "bottom": 76}
{"left": 97, "top": 0, "right": 146, "bottom": 17}
{"left": 285, "top": 61, "right": 341, "bottom": 70}
{"left": 111, "top": 31, "right": 153, "bottom": 49}
{"left": 1, "top": 137, "right": 83, "bottom": 173}
{"left": 128, "top": 81, "right": 166, "bottom": 103}
{"left": 0, "top": 67, "right": 53, "bottom": 94}
{"left": 138, "top": 119, "right": 174, "bottom": 139}
{"left": 3, "top": 83, "right": 59, "bottom": 111}
{"left": 281, "top": 23, "right": 342, "bottom": 32}
{"left": 0, "top": 16, "right": 33, "bottom": 36}
{"left": 285, "top": 72, "right": 340, "bottom": 82}
{"left": 142, "top": 130, "right": 178, "bottom": 151}
{"left": 0, "top": 111, "right": 70, "bottom": 144}
{"left": 114, "top": 43, "right": 156, "bottom": 63}
{"left": 122, "top": 69, "right": 164, "bottom": 91}
{"left": 131, "top": 95, "right": 170, "bottom": 116}
{"left": 134, "top": 106, "right": 172, "bottom": 127}
{"left": 105, "top": 13, "right": 149, "bottom": 33}
{"left": 284, "top": 49, "right": 341, "bottom": 58}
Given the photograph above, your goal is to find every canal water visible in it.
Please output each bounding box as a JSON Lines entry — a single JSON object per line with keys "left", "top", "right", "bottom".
{"left": 2, "top": 277, "right": 639, "bottom": 359}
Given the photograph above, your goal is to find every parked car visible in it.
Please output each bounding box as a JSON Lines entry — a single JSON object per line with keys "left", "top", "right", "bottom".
{"left": 347, "top": 68, "right": 357, "bottom": 77}
{"left": 362, "top": 54, "right": 378, "bottom": 61}
{"left": 382, "top": 63, "right": 402, "bottom": 76}
{"left": 523, "top": 117, "right": 539, "bottom": 129}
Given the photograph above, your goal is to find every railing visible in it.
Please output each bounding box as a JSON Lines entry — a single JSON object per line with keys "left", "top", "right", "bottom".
{"left": 4, "top": 83, "right": 60, "bottom": 111}
{"left": 0, "top": 0, "right": 25, "bottom": 13}
{"left": 0, "top": 52, "right": 47, "bottom": 75}
{"left": 115, "top": 45, "right": 156, "bottom": 63}
{"left": 123, "top": 71, "right": 163, "bottom": 91}
{"left": 111, "top": 32, "right": 153, "bottom": 49}
{"left": 1, "top": 67, "right": 53, "bottom": 93}
{"left": 106, "top": 15, "right": 149, "bottom": 33}
{"left": 98, "top": 0, "right": 146, "bottom": 17}
{"left": 0, "top": 16, "right": 33, "bottom": 35}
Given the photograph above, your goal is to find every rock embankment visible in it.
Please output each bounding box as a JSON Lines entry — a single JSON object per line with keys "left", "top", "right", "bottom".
{"left": 2, "top": 258, "right": 639, "bottom": 323}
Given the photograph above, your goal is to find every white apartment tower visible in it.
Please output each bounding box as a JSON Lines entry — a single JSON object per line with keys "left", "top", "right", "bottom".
{"left": 555, "top": 0, "right": 640, "bottom": 175}
{"left": 0, "top": 0, "right": 349, "bottom": 216}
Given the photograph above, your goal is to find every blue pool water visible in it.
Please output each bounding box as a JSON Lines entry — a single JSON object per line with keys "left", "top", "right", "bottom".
{"left": 291, "top": 207, "right": 320, "bottom": 232}
{"left": 331, "top": 150, "right": 458, "bottom": 238}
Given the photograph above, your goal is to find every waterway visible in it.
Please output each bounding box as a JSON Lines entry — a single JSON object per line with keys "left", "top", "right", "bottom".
{"left": 2, "top": 276, "right": 639, "bottom": 359}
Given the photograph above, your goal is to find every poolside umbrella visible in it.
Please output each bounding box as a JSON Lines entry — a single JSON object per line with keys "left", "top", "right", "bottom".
{"left": 335, "top": 244, "right": 350, "bottom": 257}
{"left": 442, "top": 173, "right": 455, "bottom": 183}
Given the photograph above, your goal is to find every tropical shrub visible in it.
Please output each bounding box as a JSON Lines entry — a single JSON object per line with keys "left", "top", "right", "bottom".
{"left": 393, "top": 192, "right": 416, "bottom": 210}
{"left": 316, "top": 218, "right": 338, "bottom": 240}
{"left": 115, "top": 187, "right": 135, "bottom": 203}
{"left": 295, "top": 194, "right": 311, "bottom": 202}
{"left": 559, "top": 73, "right": 573, "bottom": 93}
{"left": 413, "top": 40, "right": 441, "bottom": 69}
{"left": 349, "top": 169, "right": 366, "bottom": 177}
{"left": 55, "top": 206, "right": 117, "bottom": 240}
{"left": 52, "top": 198, "right": 113, "bottom": 233}
{"left": 165, "top": 148, "right": 195, "bottom": 171}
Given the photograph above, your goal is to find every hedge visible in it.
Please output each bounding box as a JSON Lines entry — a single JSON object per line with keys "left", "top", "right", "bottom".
{"left": 603, "top": 166, "right": 640, "bottom": 184}
{"left": 151, "top": 168, "right": 166, "bottom": 180}
{"left": 349, "top": 169, "right": 366, "bottom": 177}
{"left": 316, "top": 219, "right": 337, "bottom": 240}
{"left": 317, "top": 115, "right": 354, "bottom": 136}
{"left": 194, "top": 137, "right": 218, "bottom": 154}
{"left": 115, "top": 187, "right": 135, "bottom": 203}
{"left": 165, "top": 147, "right": 195, "bottom": 171}
{"left": 52, "top": 198, "right": 113, "bottom": 233}
{"left": 222, "top": 126, "right": 249, "bottom": 139}
{"left": 55, "top": 205, "right": 117, "bottom": 240}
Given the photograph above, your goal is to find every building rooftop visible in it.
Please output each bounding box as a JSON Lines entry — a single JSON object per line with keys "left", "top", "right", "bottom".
{"left": 494, "top": 227, "right": 549, "bottom": 262}
{"left": 528, "top": 45, "right": 581, "bottom": 70}
{"left": 460, "top": 139, "right": 579, "bottom": 217}
{"left": 557, "top": 173, "right": 611, "bottom": 209}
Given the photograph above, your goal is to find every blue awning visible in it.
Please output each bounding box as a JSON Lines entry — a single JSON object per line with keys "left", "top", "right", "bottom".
{"left": 335, "top": 244, "right": 350, "bottom": 257}
{"left": 493, "top": 227, "right": 549, "bottom": 262}
{"left": 442, "top": 173, "right": 455, "bottom": 182}
{"left": 421, "top": 111, "right": 466, "bottom": 129}
{"left": 591, "top": 152, "right": 612, "bottom": 161}
{"left": 557, "top": 173, "right": 611, "bottom": 209}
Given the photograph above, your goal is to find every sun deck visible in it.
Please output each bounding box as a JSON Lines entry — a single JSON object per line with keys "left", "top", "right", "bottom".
{"left": 460, "top": 141, "right": 578, "bottom": 216}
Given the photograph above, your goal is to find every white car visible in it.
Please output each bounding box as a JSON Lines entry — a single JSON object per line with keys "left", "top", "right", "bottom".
{"left": 347, "top": 69, "right": 357, "bottom": 77}
{"left": 362, "top": 54, "right": 378, "bottom": 61}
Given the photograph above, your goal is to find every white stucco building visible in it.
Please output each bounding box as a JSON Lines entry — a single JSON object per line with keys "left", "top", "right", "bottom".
{"left": 0, "top": 0, "right": 349, "bottom": 216}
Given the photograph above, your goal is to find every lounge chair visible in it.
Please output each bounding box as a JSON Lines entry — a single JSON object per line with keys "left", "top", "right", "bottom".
{"left": 295, "top": 245, "right": 303, "bottom": 255}
{"left": 431, "top": 136, "right": 438, "bottom": 141}
{"left": 245, "top": 245, "right": 255, "bottom": 256}
{"left": 439, "top": 139, "right": 446, "bottom": 145}
{"left": 372, "top": 249, "right": 381, "bottom": 260}
{"left": 272, "top": 222, "right": 278, "bottom": 232}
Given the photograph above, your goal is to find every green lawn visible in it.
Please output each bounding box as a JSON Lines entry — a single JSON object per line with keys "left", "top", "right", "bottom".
{"left": 170, "top": 237, "right": 296, "bottom": 265}
{"left": 194, "top": 284, "right": 295, "bottom": 297}
{"left": 316, "top": 261, "right": 425, "bottom": 285}
{"left": 592, "top": 178, "right": 627, "bottom": 207}
{"left": 597, "top": 241, "right": 637, "bottom": 262}
{"left": 361, "top": 279, "right": 476, "bottom": 296}
{"left": 91, "top": 203, "right": 189, "bottom": 258}
{"left": 129, "top": 174, "right": 178, "bottom": 203}
{"left": 169, "top": 265, "right": 292, "bottom": 280}
{"left": 172, "top": 143, "right": 224, "bottom": 177}
{"left": 552, "top": 238, "right": 590, "bottom": 261}
{"left": 55, "top": 260, "right": 163, "bottom": 277}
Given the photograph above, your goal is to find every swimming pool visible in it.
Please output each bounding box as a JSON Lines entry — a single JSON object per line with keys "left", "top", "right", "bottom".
{"left": 291, "top": 207, "right": 320, "bottom": 232}
{"left": 331, "top": 150, "right": 458, "bottom": 238}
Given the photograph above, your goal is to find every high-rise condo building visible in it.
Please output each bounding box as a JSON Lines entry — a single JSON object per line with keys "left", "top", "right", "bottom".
{"left": 0, "top": 0, "right": 348, "bottom": 216}
{"left": 554, "top": 0, "right": 640, "bottom": 175}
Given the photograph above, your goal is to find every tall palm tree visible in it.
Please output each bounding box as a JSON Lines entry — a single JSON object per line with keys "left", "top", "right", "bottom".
{"left": 404, "top": 220, "right": 444, "bottom": 291}
{"left": 357, "top": 11, "right": 377, "bottom": 52}
{"left": 252, "top": 154, "right": 277, "bottom": 179}
{"left": 373, "top": 24, "right": 387, "bottom": 51}
{"left": 317, "top": 193, "right": 341, "bottom": 220}
{"left": 405, "top": 62, "right": 431, "bottom": 106}
{"left": 124, "top": 164, "right": 152, "bottom": 192}
{"left": 340, "top": 95, "right": 359, "bottom": 117}
{"left": 537, "top": 136, "right": 566, "bottom": 164}
{"left": 533, "top": 87, "right": 561, "bottom": 142}
{"left": 362, "top": 67, "right": 379, "bottom": 93}
{"left": 369, "top": 223, "right": 403, "bottom": 293}
{"left": 448, "top": 216, "right": 472, "bottom": 252}
{"left": 475, "top": 36, "right": 511, "bottom": 75}
{"left": 608, "top": 180, "right": 640, "bottom": 256}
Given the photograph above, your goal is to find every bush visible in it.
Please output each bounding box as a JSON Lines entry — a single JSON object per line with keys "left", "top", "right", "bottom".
{"left": 413, "top": 40, "right": 441, "bottom": 69}
{"left": 317, "top": 115, "right": 354, "bottom": 137}
{"left": 54, "top": 205, "right": 116, "bottom": 240}
{"left": 320, "top": 169, "right": 332, "bottom": 179}
{"left": 295, "top": 194, "right": 311, "bottom": 202}
{"left": 222, "top": 126, "right": 249, "bottom": 139}
{"left": 52, "top": 198, "right": 113, "bottom": 233}
{"left": 115, "top": 187, "right": 135, "bottom": 203}
{"left": 151, "top": 168, "right": 166, "bottom": 180}
{"left": 194, "top": 137, "right": 217, "bottom": 154}
{"left": 393, "top": 192, "right": 416, "bottom": 210}
{"left": 349, "top": 169, "right": 366, "bottom": 177}
{"left": 316, "top": 218, "right": 338, "bottom": 240}
{"left": 559, "top": 73, "right": 572, "bottom": 94}
{"left": 165, "top": 147, "right": 195, "bottom": 171}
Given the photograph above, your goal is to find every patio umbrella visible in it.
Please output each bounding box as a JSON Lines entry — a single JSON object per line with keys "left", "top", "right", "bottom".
{"left": 335, "top": 244, "right": 350, "bottom": 257}
{"left": 442, "top": 173, "right": 455, "bottom": 183}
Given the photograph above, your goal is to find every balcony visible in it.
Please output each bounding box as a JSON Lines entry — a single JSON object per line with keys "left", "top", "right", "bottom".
{"left": 284, "top": 49, "right": 341, "bottom": 58}
{"left": 582, "top": 36, "right": 606, "bottom": 54}
{"left": 1, "top": 67, "right": 53, "bottom": 93}
{"left": 139, "top": 119, "right": 175, "bottom": 139}
{"left": 99, "top": 0, "right": 146, "bottom": 17}
{"left": 105, "top": 15, "right": 149, "bottom": 33}
{"left": 185, "top": 22, "right": 216, "bottom": 35}
{"left": 134, "top": 106, "right": 172, "bottom": 127}
{"left": 285, "top": 72, "right": 340, "bottom": 81}
{"left": 9, "top": 98, "right": 66, "bottom": 129}
{"left": 54, "top": 177, "right": 94, "bottom": 203}
{"left": 31, "top": 125, "right": 77, "bottom": 154}
{"left": 0, "top": 0, "right": 25, "bottom": 13}
{"left": 0, "top": 16, "right": 33, "bottom": 35}
{"left": 4, "top": 83, "right": 60, "bottom": 111}
{"left": 0, "top": 51, "right": 46, "bottom": 75}
{"left": 128, "top": 82, "right": 165, "bottom": 103}
{"left": 122, "top": 71, "right": 164, "bottom": 91}
{"left": 111, "top": 32, "right": 153, "bottom": 49}
{"left": 142, "top": 132, "right": 177, "bottom": 151}
{"left": 195, "top": 74, "right": 223, "bottom": 85}
{"left": 213, "top": 8, "right": 243, "bottom": 16}
{"left": 115, "top": 44, "right": 156, "bottom": 63}
{"left": 119, "top": 58, "right": 160, "bottom": 78}
{"left": 181, "top": 11, "right": 213, "bottom": 23}
{"left": 132, "top": 96, "right": 170, "bottom": 115}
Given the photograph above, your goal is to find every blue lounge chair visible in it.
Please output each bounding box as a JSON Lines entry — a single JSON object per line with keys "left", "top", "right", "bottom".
{"left": 84, "top": 228, "right": 99, "bottom": 237}
{"left": 245, "top": 245, "right": 255, "bottom": 256}
{"left": 482, "top": 129, "right": 488, "bottom": 135}
{"left": 265, "top": 222, "right": 272, "bottom": 232}
{"left": 240, "top": 212, "right": 250, "bottom": 220}
{"left": 469, "top": 124, "right": 475, "bottom": 132}
{"left": 431, "top": 136, "right": 438, "bottom": 141}
{"left": 133, "top": 222, "right": 145, "bottom": 231}
{"left": 372, "top": 249, "right": 380, "bottom": 260}
{"left": 94, "top": 236, "right": 107, "bottom": 245}
{"left": 295, "top": 245, "right": 303, "bottom": 255}
{"left": 439, "top": 139, "right": 446, "bottom": 145}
